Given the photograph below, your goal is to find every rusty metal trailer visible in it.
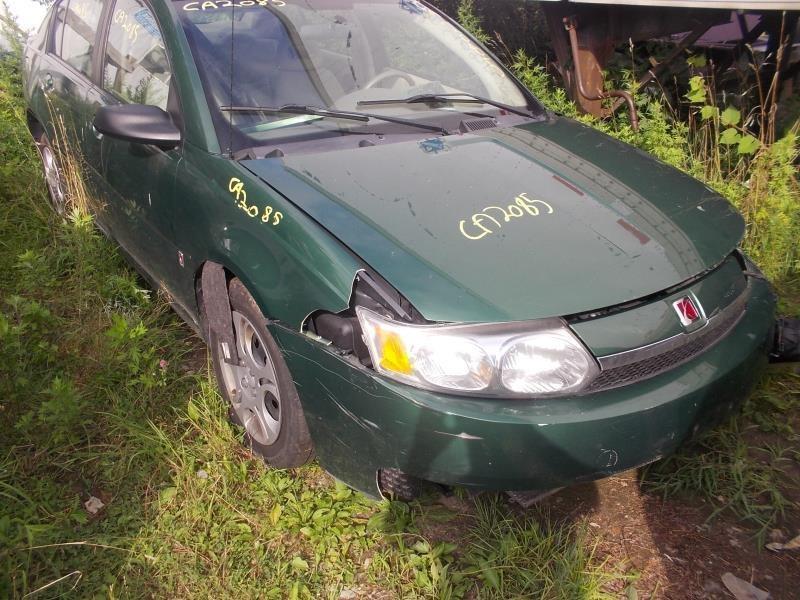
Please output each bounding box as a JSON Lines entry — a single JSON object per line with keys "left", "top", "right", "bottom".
{"left": 538, "top": 0, "right": 800, "bottom": 123}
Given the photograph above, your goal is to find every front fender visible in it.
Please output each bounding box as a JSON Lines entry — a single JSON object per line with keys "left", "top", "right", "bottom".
{"left": 174, "top": 145, "right": 362, "bottom": 328}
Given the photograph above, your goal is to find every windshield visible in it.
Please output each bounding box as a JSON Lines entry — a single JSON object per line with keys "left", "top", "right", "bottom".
{"left": 175, "top": 0, "right": 537, "bottom": 154}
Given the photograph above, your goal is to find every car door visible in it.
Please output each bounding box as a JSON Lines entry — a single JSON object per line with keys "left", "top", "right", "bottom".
{"left": 86, "top": 0, "right": 184, "bottom": 288}
{"left": 36, "top": 0, "right": 105, "bottom": 184}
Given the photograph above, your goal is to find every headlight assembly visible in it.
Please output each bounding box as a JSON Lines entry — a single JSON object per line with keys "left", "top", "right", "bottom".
{"left": 356, "top": 307, "right": 599, "bottom": 397}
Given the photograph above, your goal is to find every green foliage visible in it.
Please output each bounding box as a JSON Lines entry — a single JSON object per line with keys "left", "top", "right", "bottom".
{"left": 511, "top": 50, "right": 579, "bottom": 118}
{"left": 686, "top": 75, "right": 708, "bottom": 103}
{"left": 456, "top": 0, "right": 490, "bottom": 44}
{"left": 700, "top": 105, "right": 719, "bottom": 121}
{"left": 686, "top": 54, "right": 707, "bottom": 69}
{"left": 0, "top": 4, "right": 26, "bottom": 55}
{"left": 720, "top": 106, "right": 741, "bottom": 127}
{"left": 463, "top": 496, "right": 632, "bottom": 599}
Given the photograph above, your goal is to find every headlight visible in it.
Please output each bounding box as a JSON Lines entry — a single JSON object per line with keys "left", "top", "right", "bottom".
{"left": 356, "top": 307, "right": 599, "bottom": 397}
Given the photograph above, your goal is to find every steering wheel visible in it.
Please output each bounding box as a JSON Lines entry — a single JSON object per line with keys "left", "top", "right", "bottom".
{"left": 363, "top": 68, "right": 416, "bottom": 90}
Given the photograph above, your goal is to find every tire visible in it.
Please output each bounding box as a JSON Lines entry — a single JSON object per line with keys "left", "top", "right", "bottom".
{"left": 209, "top": 278, "right": 314, "bottom": 468}
{"left": 34, "top": 131, "right": 68, "bottom": 215}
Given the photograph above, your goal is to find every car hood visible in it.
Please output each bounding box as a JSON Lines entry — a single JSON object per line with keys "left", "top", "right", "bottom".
{"left": 242, "top": 116, "right": 744, "bottom": 323}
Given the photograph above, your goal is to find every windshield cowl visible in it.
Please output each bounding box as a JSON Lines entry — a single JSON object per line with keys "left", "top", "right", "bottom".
{"left": 232, "top": 111, "right": 541, "bottom": 160}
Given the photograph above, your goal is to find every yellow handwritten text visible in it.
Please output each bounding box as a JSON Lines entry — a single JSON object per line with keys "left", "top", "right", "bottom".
{"left": 183, "top": 0, "right": 286, "bottom": 11}
{"left": 113, "top": 9, "right": 140, "bottom": 43}
{"left": 228, "top": 178, "right": 283, "bottom": 226}
{"left": 459, "top": 193, "right": 553, "bottom": 241}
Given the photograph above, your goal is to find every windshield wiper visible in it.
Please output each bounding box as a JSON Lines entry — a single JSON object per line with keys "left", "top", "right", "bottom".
{"left": 357, "top": 93, "right": 537, "bottom": 119}
{"left": 220, "top": 104, "right": 448, "bottom": 135}
{"left": 222, "top": 104, "right": 368, "bottom": 122}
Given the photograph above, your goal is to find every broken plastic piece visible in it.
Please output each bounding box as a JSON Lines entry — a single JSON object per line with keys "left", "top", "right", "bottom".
{"left": 766, "top": 533, "right": 800, "bottom": 552}
{"left": 770, "top": 318, "right": 800, "bottom": 363}
{"left": 506, "top": 488, "right": 563, "bottom": 509}
{"left": 720, "top": 572, "right": 770, "bottom": 600}
{"left": 84, "top": 496, "right": 105, "bottom": 515}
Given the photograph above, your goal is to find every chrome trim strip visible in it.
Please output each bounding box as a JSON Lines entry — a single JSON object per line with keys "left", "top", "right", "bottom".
{"left": 596, "top": 282, "right": 752, "bottom": 371}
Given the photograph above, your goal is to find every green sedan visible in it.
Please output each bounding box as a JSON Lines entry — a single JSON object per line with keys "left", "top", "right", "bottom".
{"left": 23, "top": 0, "right": 779, "bottom": 498}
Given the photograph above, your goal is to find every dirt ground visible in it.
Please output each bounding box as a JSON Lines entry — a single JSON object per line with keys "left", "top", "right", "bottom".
{"left": 542, "top": 472, "right": 799, "bottom": 599}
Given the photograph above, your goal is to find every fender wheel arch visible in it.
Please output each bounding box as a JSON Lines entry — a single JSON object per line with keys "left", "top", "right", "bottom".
{"left": 206, "top": 274, "right": 315, "bottom": 468}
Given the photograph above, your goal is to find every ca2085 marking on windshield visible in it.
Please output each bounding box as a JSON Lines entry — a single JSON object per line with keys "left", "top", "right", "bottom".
{"left": 228, "top": 178, "right": 283, "bottom": 226}
{"left": 183, "top": 0, "right": 285, "bottom": 11}
{"left": 459, "top": 193, "right": 553, "bottom": 241}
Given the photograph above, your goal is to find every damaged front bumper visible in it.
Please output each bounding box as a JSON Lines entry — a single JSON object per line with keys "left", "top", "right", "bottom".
{"left": 271, "top": 277, "right": 776, "bottom": 497}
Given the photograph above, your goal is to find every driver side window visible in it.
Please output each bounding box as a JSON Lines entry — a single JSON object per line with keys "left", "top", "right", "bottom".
{"left": 103, "top": 0, "right": 171, "bottom": 110}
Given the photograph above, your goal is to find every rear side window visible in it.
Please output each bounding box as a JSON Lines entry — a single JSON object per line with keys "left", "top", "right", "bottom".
{"left": 50, "top": 0, "right": 68, "bottom": 57}
{"left": 59, "top": 0, "right": 105, "bottom": 76}
{"left": 103, "top": 0, "right": 171, "bottom": 110}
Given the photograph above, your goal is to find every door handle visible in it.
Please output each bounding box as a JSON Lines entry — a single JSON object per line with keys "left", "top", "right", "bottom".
{"left": 41, "top": 73, "right": 54, "bottom": 93}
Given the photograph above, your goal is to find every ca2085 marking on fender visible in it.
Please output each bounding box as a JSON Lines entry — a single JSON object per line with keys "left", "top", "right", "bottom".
{"left": 228, "top": 177, "right": 283, "bottom": 226}
{"left": 459, "top": 193, "right": 553, "bottom": 241}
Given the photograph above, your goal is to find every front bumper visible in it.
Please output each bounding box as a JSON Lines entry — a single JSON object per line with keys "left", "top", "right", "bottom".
{"left": 272, "top": 277, "right": 775, "bottom": 497}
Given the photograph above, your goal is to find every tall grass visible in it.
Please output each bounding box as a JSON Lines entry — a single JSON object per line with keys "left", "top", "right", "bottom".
{"left": 46, "top": 104, "right": 96, "bottom": 216}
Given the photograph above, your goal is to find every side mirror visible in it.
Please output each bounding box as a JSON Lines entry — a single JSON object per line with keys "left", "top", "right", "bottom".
{"left": 93, "top": 104, "right": 181, "bottom": 149}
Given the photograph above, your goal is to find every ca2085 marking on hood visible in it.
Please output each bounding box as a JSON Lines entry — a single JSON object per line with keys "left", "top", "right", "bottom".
{"left": 459, "top": 193, "right": 554, "bottom": 241}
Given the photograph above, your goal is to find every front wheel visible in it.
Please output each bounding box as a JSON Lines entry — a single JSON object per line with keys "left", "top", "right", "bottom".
{"left": 209, "top": 278, "right": 314, "bottom": 468}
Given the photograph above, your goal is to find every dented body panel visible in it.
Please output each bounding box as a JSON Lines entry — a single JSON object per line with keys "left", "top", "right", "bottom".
{"left": 164, "top": 143, "right": 363, "bottom": 327}
{"left": 273, "top": 276, "right": 774, "bottom": 496}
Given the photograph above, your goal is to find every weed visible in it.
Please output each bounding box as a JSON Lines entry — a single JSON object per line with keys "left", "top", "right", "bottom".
{"left": 460, "top": 495, "right": 633, "bottom": 599}
{"left": 456, "top": 0, "right": 490, "bottom": 45}
{"left": 642, "top": 369, "right": 800, "bottom": 542}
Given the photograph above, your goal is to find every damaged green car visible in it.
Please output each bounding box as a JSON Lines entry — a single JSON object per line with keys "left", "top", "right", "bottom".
{"left": 24, "top": 0, "right": 779, "bottom": 498}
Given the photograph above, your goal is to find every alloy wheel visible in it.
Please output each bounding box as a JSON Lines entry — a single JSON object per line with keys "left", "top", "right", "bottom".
{"left": 219, "top": 311, "right": 282, "bottom": 446}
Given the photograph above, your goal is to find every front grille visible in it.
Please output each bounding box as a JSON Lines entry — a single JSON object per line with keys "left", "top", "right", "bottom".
{"left": 584, "top": 286, "right": 750, "bottom": 393}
